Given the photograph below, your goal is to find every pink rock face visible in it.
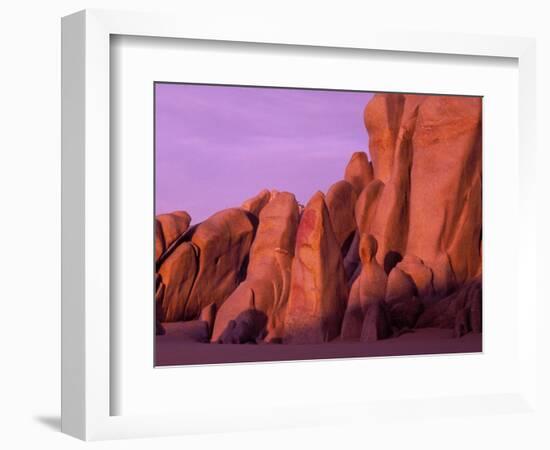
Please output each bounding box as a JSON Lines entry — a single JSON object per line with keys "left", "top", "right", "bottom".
{"left": 406, "top": 96, "right": 482, "bottom": 284}
{"left": 283, "top": 192, "right": 349, "bottom": 343}
{"left": 357, "top": 235, "right": 388, "bottom": 310}
{"left": 386, "top": 267, "right": 418, "bottom": 305}
{"left": 355, "top": 179, "right": 384, "bottom": 238}
{"left": 157, "top": 242, "right": 198, "bottom": 322}
{"left": 395, "top": 255, "right": 435, "bottom": 298}
{"left": 365, "top": 94, "right": 426, "bottom": 183}
{"left": 344, "top": 151, "right": 374, "bottom": 194}
{"left": 157, "top": 208, "right": 256, "bottom": 322}
{"left": 241, "top": 189, "right": 271, "bottom": 217}
{"left": 186, "top": 208, "right": 256, "bottom": 318}
{"left": 155, "top": 211, "right": 191, "bottom": 261}
{"left": 210, "top": 192, "right": 300, "bottom": 342}
{"left": 155, "top": 92, "right": 483, "bottom": 353}
{"left": 325, "top": 180, "right": 357, "bottom": 252}
{"left": 363, "top": 93, "right": 482, "bottom": 292}
{"left": 367, "top": 111, "right": 415, "bottom": 268}
{"left": 360, "top": 299, "right": 392, "bottom": 342}
{"left": 341, "top": 235, "right": 389, "bottom": 341}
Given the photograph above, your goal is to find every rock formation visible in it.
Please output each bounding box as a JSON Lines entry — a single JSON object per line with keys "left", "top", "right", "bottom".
{"left": 341, "top": 234, "right": 390, "bottom": 341}
{"left": 210, "top": 192, "right": 299, "bottom": 342}
{"left": 325, "top": 180, "right": 357, "bottom": 253}
{"left": 155, "top": 211, "right": 191, "bottom": 262}
{"left": 344, "top": 151, "right": 373, "bottom": 194}
{"left": 157, "top": 242, "right": 198, "bottom": 322}
{"left": 365, "top": 94, "right": 482, "bottom": 287}
{"left": 155, "top": 92, "right": 482, "bottom": 347}
{"left": 283, "top": 192, "right": 349, "bottom": 343}
{"left": 157, "top": 208, "right": 256, "bottom": 322}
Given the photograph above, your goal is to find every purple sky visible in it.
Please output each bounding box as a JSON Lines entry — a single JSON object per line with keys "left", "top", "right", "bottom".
{"left": 155, "top": 83, "right": 374, "bottom": 223}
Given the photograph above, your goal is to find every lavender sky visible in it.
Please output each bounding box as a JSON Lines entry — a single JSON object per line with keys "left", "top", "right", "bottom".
{"left": 155, "top": 83, "right": 374, "bottom": 223}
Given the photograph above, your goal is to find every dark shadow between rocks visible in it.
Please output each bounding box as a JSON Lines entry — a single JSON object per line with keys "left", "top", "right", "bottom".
{"left": 384, "top": 250, "right": 403, "bottom": 275}
{"left": 217, "top": 309, "right": 268, "bottom": 344}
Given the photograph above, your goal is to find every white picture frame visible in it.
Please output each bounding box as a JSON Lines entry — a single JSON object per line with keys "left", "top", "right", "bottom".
{"left": 61, "top": 9, "right": 538, "bottom": 441}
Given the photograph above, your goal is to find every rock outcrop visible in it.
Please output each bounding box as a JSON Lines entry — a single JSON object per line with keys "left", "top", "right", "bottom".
{"left": 283, "top": 192, "right": 349, "bottom": 343}
{"left": 157, "top": 208, "right": 256, "bottom": 322}
{"left": 344, "top": 151, "right": 373, "bottom": 194}
{"left": 155, "top": 211, "right": 191, "bottom": 261}
{"left": 325, "top": 180, "right": 357, "bottom": 252}
{"left": 341, "top": 235, "right": 390, "bottom": 341}
{"left": 157, "top": 242, "right": 198, "bottom": 322}
{"left": 241, "top": 189, "right": 271, "bottom": 217}
{"left": 365, "top": 94, "right": 482, "bottom": 287}
{"left": 155, "top": 92, "right": 482, "bottom": 346}
{"left": 210, "top": 192, "right": 300, "bottom": 342}
{"left": 416, "top": 276, "right": 482, "bottom": 337}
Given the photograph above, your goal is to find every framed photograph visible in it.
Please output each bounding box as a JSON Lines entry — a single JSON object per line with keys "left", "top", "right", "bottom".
{"left": 62, "top": 9, "right": 538, "bottom": 441}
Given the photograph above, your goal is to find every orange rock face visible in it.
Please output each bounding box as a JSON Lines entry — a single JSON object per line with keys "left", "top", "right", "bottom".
{"left": 241, "top": 189, "right": 271, "bottom": 217}
{"left": 344, "top": 151, "right": 373, "bottom": 194}
{"left": 155, "top": 211, "right": 191, "bottom": 261}
{"left": 157, "top": 208, "right": 256, "bottom": 322}
{"left": 283, "top": 192, "right": 348, "bottom": 343}
{"left": 155, "top": 92, "right": 482, "bottom": 348}
{"left": 325, "top": 180, "right": 357, "bottom": 252}
{"left": 157, "top": 242, "right": 198, "bottom": 322}
{"left": 186, "top": 208, "right": 256, "bottom": 318}
{"left": 395, "top": 255, "right": 435, "bottom": 298}
{"left": 211, "top": 192, "right": 300, "bottom": 342}
{"left": 363, "top": 93, "right": 482, "bottom": 292}
{"left": 341, "top": 235, "right": 389, "bottom": 341}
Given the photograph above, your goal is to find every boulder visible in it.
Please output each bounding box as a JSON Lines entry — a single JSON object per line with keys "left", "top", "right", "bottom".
{"left": 211, "top": 193, "right": 300, "bottom": 342}
{"left": 157, "top": 242, "right": 198, "bottom": 322}
{"left": 241, "top": 189, "right": 271, "bottom": 217}
{"left": 364, "top": 94, "right": 482, "bottom": 284}
{"left": 325, "top": 180, "right": 357, "bottom": 252}
{"left": 341, "top": 234, "right": 388, "bottom": 341}
{"left": 385, "top": 267, "right": 418, "bottom": 305}
{"left": 340, "top": 281, "right": 363, "bottom": 340}
{"left": 284, "top": 192, "right": 348, "bottom": 343}
{"left": 186, "top": 208, "right": 256, "bottom": 319}
{"left": 155, "top": 211, "right": 191, "bottom": 261}
{"left": 158, "top": 208, "right": 255, "bottom": 322}
{"left": 360, "top": 299, "right": 392, "bottom": 342}
{"left": 357, "top": 235, "right": 388, "bottom": 310}
{"left": 406, "top": 96, "right": 482, "bottom": 284}
{"left": 355, "top": 178, "right": 384, "bottom": 238}
{"left": 344, "top": 151, "right": 373, "bottom": 194}
{"left": 415, "top": 276, "right": 482, "bottom": 335}
{"left": 367, "top": 120, "right": 415, "bottom": 267}
{"left": 396, "top": 255, "right": 435, "bottom": 298}
{"left": 216, "top": 302, "right": 269, "bottom": 344}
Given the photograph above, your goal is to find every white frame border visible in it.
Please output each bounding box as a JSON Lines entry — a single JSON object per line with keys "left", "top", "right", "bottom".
{"left": 61, "top": 9, "right": 537, "bottom": 441}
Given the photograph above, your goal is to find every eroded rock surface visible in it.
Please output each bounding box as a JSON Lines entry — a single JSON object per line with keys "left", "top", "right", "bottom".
{"left": 211, "top": 192, "right": 299, "bottom": 342}
{"left": 155, "top": 93, "right": 482, "bottom": 346}
{"left": 283, "top": 192, "right": 348, "bottom": 343}
{"left": 155, "top": 211, "right": 191, "bottom": 261}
